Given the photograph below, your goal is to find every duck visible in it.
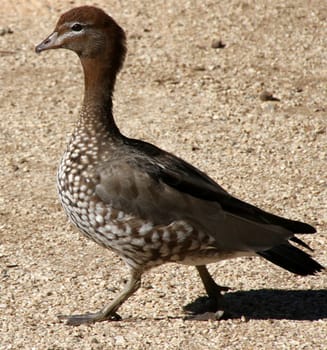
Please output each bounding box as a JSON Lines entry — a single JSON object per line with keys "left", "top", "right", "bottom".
{"left": 35, "top": 6, "right": 324, "bottom": 325}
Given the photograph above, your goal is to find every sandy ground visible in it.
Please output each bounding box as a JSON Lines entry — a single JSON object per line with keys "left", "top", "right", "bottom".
{"left": 0, "top": 0, "right": 326, "bottom": 349}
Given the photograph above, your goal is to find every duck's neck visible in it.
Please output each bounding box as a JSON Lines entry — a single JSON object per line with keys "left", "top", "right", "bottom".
{"left": 79, "top": 57, "right": 120, "bottom": 135}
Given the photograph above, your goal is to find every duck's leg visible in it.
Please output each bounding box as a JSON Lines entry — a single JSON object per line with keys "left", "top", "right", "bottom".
{"left": 196, "top": 265, "right": 230, "bottom": 298}
{"left": 186, "top": 265, "right": 229, "bottom": 318}
{"left": 58, "top": 269, "right": 141, "bottom": 326}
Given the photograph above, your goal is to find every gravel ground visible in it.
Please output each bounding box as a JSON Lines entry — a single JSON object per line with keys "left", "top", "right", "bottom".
{"left": 0, "top": 0, "right": 326, "bottom": 349}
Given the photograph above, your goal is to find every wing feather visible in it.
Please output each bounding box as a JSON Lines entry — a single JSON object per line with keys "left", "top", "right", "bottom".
{"left": 95, "top": 137, "right": 316, "bottom": 252}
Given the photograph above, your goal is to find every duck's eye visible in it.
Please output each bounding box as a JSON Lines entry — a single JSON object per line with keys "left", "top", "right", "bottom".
{"left": 71, "top": 23, "right": 83, "bottom": 32}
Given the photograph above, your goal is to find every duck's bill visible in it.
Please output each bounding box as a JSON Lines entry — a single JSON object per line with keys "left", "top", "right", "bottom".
{"left": 35, "top": 32, "right": 61, "bottom": 53}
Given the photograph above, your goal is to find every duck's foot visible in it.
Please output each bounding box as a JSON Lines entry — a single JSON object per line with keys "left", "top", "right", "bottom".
{"left": 58, "top": 269, "right": 142, "bottom": 326}
{"left": 183, "top": 290, "right": 229, "bottom": 321}
{"left": 58, "top": 311, "right": 122, "bottom": 326}
{"left": 185, "top": 309, "right": 225, "bottom": 321}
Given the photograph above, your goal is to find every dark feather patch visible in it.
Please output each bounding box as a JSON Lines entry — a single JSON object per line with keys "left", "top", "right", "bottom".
{"left": 124, "top": 137, "right": 316, "bottom": 235}
{"left": 257, "top": 244, "right": 324, "bottom": 275}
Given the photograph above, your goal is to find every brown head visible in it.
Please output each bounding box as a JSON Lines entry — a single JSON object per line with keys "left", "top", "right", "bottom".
{"left": 35, "top": 6, "right": 126, "bottom": 64}
{"left": 36, "top": 6, "right": 127, "bottom": 109}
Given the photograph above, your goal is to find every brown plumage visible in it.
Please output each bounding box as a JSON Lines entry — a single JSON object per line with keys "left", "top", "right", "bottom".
{"left": 35, "top": 6, "right": 324, "bottom": 325}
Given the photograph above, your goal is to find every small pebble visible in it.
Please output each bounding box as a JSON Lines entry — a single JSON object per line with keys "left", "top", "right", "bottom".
{"left": 0, "top": 27, "right": 13, "bottom": 36}
{"left": 211, "top": 39, "right": 226, "bottom": 49}
{"left": 260, "top": 91, "right": 280, "bottom": 101}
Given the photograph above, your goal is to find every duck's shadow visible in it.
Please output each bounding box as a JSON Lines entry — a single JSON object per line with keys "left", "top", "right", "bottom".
{"left": 184, "top": 289, "right": 327, "bottom": 321}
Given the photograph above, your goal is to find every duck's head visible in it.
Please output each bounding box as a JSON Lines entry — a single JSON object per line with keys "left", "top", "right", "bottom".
{"left": 36, "top": 6, "right": 126, "bottom": 71}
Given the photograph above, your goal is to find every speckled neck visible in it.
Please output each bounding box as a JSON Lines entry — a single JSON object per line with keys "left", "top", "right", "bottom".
{"left": 79, "top": 56, "right": 120, "bottom": 135}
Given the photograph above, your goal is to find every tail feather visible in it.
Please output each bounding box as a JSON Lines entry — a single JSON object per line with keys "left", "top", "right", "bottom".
{"left": 256, "top": 213, "right": 316, "bottom": 234}
{"left": 217, "top": 194, "right": 317, "bottom": 234}
{"left": 290, "top": 236, "right": 313, "bottom": 251}
{"left": 281, "top": 220, "right": 316, "bottom": 234}
{"left": 257, "top": 244, "right": 324, "bottom": 276}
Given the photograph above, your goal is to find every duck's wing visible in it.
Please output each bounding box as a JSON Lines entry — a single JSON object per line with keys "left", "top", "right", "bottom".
{"left": 95, "top": 138, "right": 324, "bottom": 275}
{"left": 95, "top": 139, "right": 318, "bottom": 255}
{"left": 126, "top": 138, "right": 315, "bottom": 232}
